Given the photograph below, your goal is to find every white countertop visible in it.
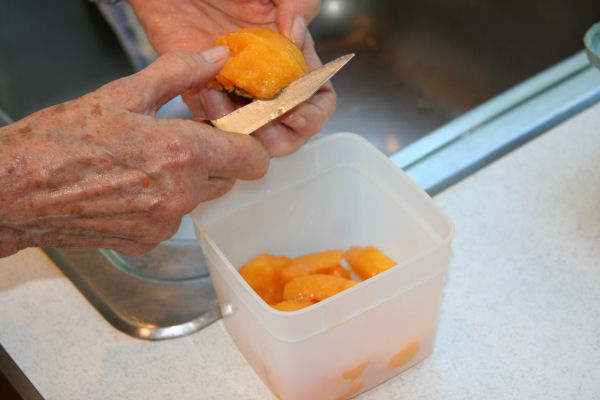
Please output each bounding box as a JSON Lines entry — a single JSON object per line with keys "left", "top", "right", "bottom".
{"left": 1, "top": 102, "right": 599, "bottom": 399}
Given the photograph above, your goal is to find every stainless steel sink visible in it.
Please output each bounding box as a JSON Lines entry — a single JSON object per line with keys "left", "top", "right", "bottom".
{"left": 2, "top": 0, "right": 600, "bottom": 339}
{"left": 311, "top": 0, "right": 600, "bottom": 155}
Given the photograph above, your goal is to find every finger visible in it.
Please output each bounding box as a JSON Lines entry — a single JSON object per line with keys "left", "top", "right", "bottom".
{"left": 136, "top": 173, "right": 237, "bottom": 218}
{"left": 197, "top": 177, "right": 236, "bottom": 202}
{"left": 97, "top": 47, "right": 229, "bottom": 113}
{"left": 156, "top": 118, "right": 271, "bottom": 181}
{"left": 0, "top": 227, "right": 25, "bottom": 258}
{"left": 278, "top": 32, "right": 336, "bottom": 138}
{"left": 278, "top": 82, "right": 336, "bottom": 138}
{"left": 114, "top": 242, "right": 159, "bottom": 257}
{"left": 26, "top": 229, "right": 159, "bottom": 256}
{"left": 183, "top": 87, "right": 236, "bottom": 120}
{"left": 181, "top": 88, "right": 208, "bottom": 119}
{"left": 194, "top": 126, "right": 271, "bottom": 181}
{"left": 300, "top": 31, "right": 323, "bottom": 70}
{"left": 96, "top": 239, "right": 159, "bottom": 257}
{"left": 252, "top": 121, "right": 308, "bottom": 157}
{"left": 274, "top": 0, "right": 321, "bottom": 47}
{"left": 22, "top": 213, "right": 183, "bottom": 245}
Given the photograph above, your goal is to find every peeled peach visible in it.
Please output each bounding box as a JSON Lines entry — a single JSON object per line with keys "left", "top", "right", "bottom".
{"left": 344, "top": 246, "right": 397, "bottom": 280}
{"left": 283, "top": 274, "right": 350, "bottom": 303}
{"left": 238, "top": 254, "right": 291, "bottom": 305}
{"left": 325, "top": 263, "right": 352, "bottom": 280}
{"left": 238, "top": 246, "right": 393, "bottom": 311}
{"left": 387, "top": 340, "right": 420, "bottom": 369}
{"left": 334, "top": 382, "right": 364, "bottom": 400}
{"left": 343, "top": 280, "right": 359, "bottom": 290}
{"left": 272, "top": 299, "right": 313, "bottom": 312}
{"left": 212, "top": 27, "right": 309, "bottom": 99}
{"left": 341, "top": 360, "right": 369, "bottom": 381}
{"left": 281, "top": 250, "right": 345, "bottom": 283}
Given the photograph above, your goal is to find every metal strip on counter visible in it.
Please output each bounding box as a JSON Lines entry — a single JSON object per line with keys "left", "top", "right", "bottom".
{"left": 391, "top": 50, "right": 600, "bottom": 195}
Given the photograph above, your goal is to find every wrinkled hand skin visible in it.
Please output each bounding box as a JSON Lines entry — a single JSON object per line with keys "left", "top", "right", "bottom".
{"left": 0, "top": 50, "right": 269, "bottom": 258}
{"left": 126, "top": 0, "right": 336, "bottom": 157}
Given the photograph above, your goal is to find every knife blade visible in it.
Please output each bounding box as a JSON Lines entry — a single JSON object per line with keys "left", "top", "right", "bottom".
{"left": 209, "top": 53, "right": 354, "bottom": 135}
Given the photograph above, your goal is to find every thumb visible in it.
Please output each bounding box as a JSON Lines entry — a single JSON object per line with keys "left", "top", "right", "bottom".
{"left": 105, "top": 46, "right": 229, "bottom": 113}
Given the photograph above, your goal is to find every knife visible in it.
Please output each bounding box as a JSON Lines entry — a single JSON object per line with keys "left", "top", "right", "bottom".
{"left": 209, "top": 53, "right": 355, "bottom": 135}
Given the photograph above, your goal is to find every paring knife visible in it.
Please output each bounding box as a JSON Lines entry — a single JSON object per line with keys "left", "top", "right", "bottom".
{"left": 209, "top": 53, "right": 355, "bottom": 134}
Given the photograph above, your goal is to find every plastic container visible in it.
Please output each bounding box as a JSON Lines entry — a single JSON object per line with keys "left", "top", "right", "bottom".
{"left": 191, "top": 133, "right": 453, "bottom": 400}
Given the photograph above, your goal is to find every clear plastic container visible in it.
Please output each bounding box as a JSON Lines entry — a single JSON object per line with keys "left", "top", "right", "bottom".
{"left": 191, "top": 133, "right": 453, "bottom": 400}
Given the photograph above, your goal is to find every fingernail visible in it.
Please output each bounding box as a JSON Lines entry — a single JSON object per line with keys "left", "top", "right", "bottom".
{"left": 289, "top": 16, "right": 307, "bottom": 47}
{"left": 201, "top": 45, "right": 229, "bottom": 63}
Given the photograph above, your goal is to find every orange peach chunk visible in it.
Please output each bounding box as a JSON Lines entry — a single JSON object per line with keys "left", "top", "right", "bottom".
{"left": 281, "top": 250, "right": 345, "bottom": 283}
{"left": 343, "top": 280, "right": 359, "bottom": 290}
{"left": 283, "top": 274, "right": 349, "bottom": 303}
{"left": 334, "top": 382, "right": 364, "bottom": 400}
{"left": 238, "top": 254, "right": 290, "bottom": 305}
{"left": 272, "top": 300, "right": 313, "bottom": 311}
{"left": 388, "top": 340, "right": 420, "bottom": 369}
{"left": 326, "top": 263, "right": 352, "bottom": 279}
{"left": 341, "top": 360, "right": 369, "bottom": 381}
{"left": 344, "top": 246, "right": 396, "bottom": 280}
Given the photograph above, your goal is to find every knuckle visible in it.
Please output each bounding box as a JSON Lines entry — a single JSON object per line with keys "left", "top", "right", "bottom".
{"left": 151, "top": 188, "right": 199, "bottom": 219}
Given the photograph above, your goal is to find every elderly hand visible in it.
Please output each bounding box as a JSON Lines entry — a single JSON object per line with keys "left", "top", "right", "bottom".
{"left": 126, "top": 0, "right": 336, "bottom": 157}
{"left": 0, "top": 47, "right": 269, "bottom": 258}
